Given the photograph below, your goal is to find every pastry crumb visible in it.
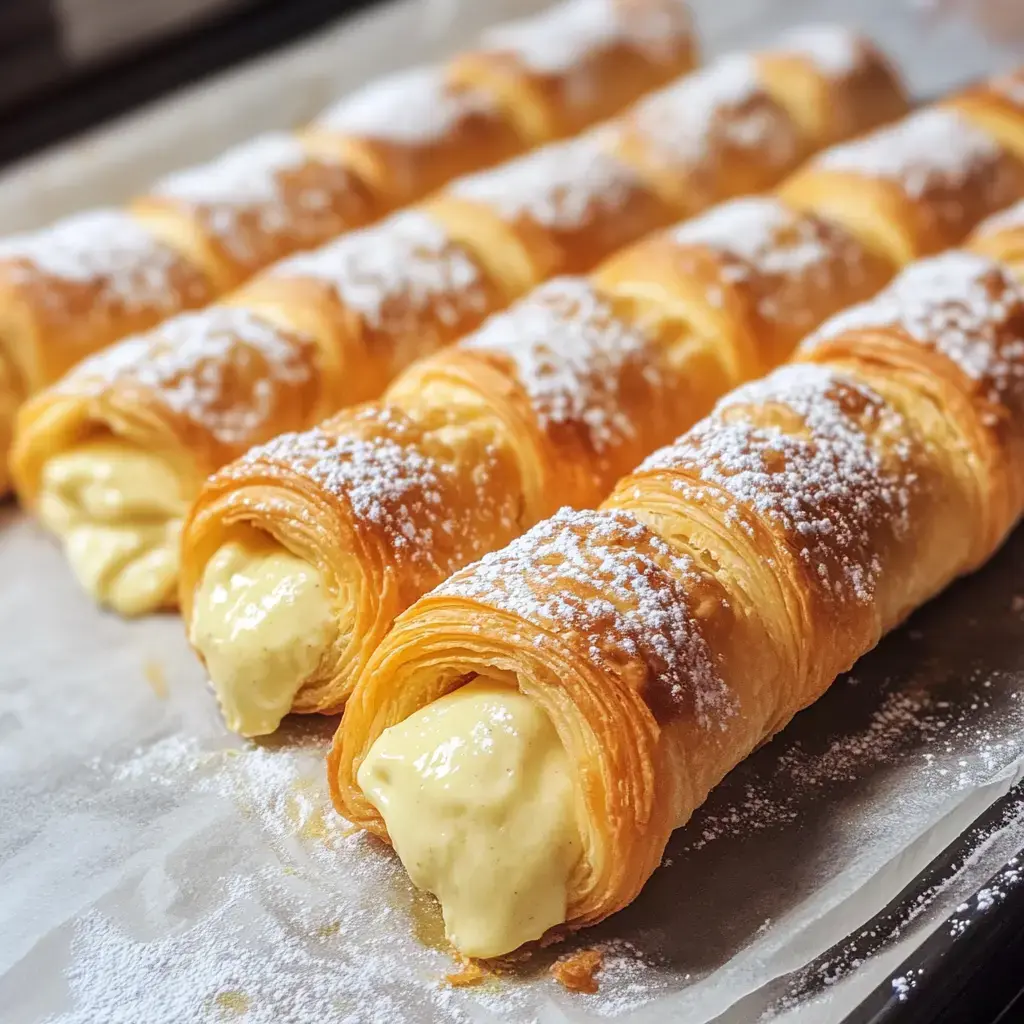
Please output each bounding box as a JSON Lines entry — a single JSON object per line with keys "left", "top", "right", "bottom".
{"left": 552, "top": 948, "right": 603, "bottom": 993}
{"left": 143, "top": 658, "right": 168, "bottom": 698}
{"left": 445, "top": 956, "right": 489, "bottom": 988}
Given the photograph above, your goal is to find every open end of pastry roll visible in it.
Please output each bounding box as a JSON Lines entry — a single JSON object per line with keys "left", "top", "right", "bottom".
{"left": 11, "top": 307, "right": 324, "bottom": 615}
{"left": 179, "top": 400, "right": 512, "bottom": 735}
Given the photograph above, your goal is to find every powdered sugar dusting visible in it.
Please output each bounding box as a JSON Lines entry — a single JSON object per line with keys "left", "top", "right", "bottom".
{"left": 772, "top": 23, "right": 864, "bottom": 78}
{"left": 670, "top": 197, "right": 870, "bottom": 326}
{"left": 148, "top": 134, "right": 344, "bottom": 264}
{"left": 461, "top": 277, "right": 655, "bottom": 452}
{"left": 314, "top": 66, "right": 494, "bottom": 145}
{"left": 640, "top": 363, "right": 914, "bottom": 603}
{"left": 625, "top": 54, "right": 801, "bottom": 177}
{"left": 66, "top": 307, "right": 314, "bottom": 444}
{"left": 270, "top": 211, "right": 488, "bottom": 350}
{"left": 804, "top": 251, "right": 1024, "bottom": 407}
{"left": 247, "top": 407, "right": 453, "bottom": 566}
{"left": 438, "top": 506, "right": 732, "bottom": 726}
{"left": 482, "top": 0, "right": 692, "bottom": 75}
{"left": 0, "top": 209, "right": 203, "bottom": 312}
{"left": 815, "top": 108, "right": 1019, "bottom": 219}
{"left": 450, "top": 133, "right": 642, "bottom": 230}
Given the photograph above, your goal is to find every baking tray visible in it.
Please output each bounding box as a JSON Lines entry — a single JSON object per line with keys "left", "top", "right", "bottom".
{"left": 3, "top": 2, "right": 1024, "bottom": 1023}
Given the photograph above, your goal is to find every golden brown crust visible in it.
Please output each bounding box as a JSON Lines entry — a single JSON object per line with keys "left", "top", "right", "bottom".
{"left": 333, "top": 251, "right": 1024, "bottom": 947}
{"left": 302, "top": 67, "right": 526, "bottom": 207}
{"left": 225, "top": 210, "right": 503, "bottom": 410}
{"left": 755, "top": 25, "right": 907, "bottom": 146}
{"left": 777, "top": 108, "right": 1024, "bottom": 265}
{"left": 944, "top": 66, "right": 1024, "bottom": 163}
{"left": 131, "top": 134, "right": 381, "bottom": 294}
{"left": 968, "top": 198, "right": 1024, "bottom": 277}
{"left": 605, "top": 54, "right": 808, "bottom": 216}
{"left": 0, "top": 209, "right": 214, "bottom": 396}
{"left": 447, "top": 0, "right": 698, "bottom": 143}
{"left": 11, "top": 306, "right": 325, "bottom": 509}
{"left": 422, "top": 133, "right": 675, "bottom": 297}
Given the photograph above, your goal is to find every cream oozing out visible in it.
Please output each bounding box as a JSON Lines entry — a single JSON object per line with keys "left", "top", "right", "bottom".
{"left": 37, "top": 438, "right": 189, "bottom": 616}
{"left": 357, "top": 678, "right": 581, "bottom": 959}
{"left": 189, "top": 526, "right": 335, "bottom": 737}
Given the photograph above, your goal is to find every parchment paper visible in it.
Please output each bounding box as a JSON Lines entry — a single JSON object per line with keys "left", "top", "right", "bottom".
{"left": 2, "top": 1, "right": 1024, "bottom": 1022}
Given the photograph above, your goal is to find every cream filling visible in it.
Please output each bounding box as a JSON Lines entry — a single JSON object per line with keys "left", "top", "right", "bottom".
{"left": 38, "top": 440, "right": 188, "bottom": 616}
{"left": 358, "top": 679, "right": 581, "bottom": 959}
{"left": 189, "top": 527, "right": 335, "bottom": 737}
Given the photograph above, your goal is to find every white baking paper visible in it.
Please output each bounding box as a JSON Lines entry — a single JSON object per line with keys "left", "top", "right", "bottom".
{"left": 2, "top": 1, "right": 1024, "bottom": 1022}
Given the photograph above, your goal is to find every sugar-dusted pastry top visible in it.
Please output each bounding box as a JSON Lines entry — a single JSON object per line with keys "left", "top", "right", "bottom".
{"left": 637, "top": 362, "right": 916, "bottom": 605}
{"left": 813, "top": 108, "right": 1019, "bottom": 205}
{"left": 770, "top": 22, "right": 869, "bottom": 79}
{"left": 460, "top": 277, "right": 653, "bottom": 452}
{"left": 802, "top": 251, "right": 1024, "bottom": 410}
{"left": 435, "top": 504, "right": 730, "bottom": 725}
{"left": 480, "top": 0, "right": 693, "bottom": 74}
{"left": 141, "top": 133, "right": 374, "bottom": 272}
{"left": 669, "top": 196, "right": 880, "bottom": 329}
{"left": 313, "top": 66, "right": 499, "bottom": 145}
{"left": 0, "top": 209, "right": 208, "bottom": 314}
{"left": 268, "top": 210, "right": 491, "bottom": 341}
{"left": 616, "top": 54, "right": 803, "bottom": 184}
{"left": 242, "top": 406, "right": 487, "bottom": 572}
{"left": 448, "top": 132, "right": 646, "bottom": 231}
{"left": 59, "top": 306, "right": 318, "bottom": 447}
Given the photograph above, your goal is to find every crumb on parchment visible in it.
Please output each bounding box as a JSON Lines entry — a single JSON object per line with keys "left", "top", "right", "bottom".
{"left": 551, "top": 948, "right": 603, "bottom": 994}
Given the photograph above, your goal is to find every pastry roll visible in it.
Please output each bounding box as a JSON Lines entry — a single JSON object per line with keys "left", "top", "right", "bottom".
{"left": 224, "top": 210, "right": 505, "bottom": 410}
{"left": 179, "top": 197, "right": 890, "bottom": 735}
{"left": 333, "top": 251, "right": 1024, "bottom": 958}
{"left": 131, "top": 133, "right": 380, "bottom": 293}
{"left": 602, "top": 54, "right": 809, "bottom": 216}
{"left": 421, "top": 131, "right": 675, "bottom": 297}
{"left": 755, "top": 24, "right": 907, "bottom": 147}
{"left": 10, "top": 210, "right": 504, "bottom": 613}
{"left": 302, "top": 67, "right": 526, "bottom": 207}
{"left": 968, "top": 198, "right": 1024, "bottom": 275}
{"left": 944, "top": 66, "right": 1024, "bottom": 161}
{"left": 447, "top": 0, "right": 698, "bottom": 143}
{"left": 778, "top": 107, "right": 1024, "bottom": 265}
{"left": 0, "top": 210, "right": 215, "bottom": 491}
{"left": 11, "top": 307, "right": 324, "bottom": 615}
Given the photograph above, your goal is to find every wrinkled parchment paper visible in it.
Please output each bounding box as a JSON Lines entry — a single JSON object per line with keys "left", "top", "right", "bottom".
{"left": 2, "top": 2, "right": 1024, "bottom": 1022}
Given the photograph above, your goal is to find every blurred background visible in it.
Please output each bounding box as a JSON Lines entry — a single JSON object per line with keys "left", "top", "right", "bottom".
{"left": 1, "top": 0, "right": 1023, "bottom": 228}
